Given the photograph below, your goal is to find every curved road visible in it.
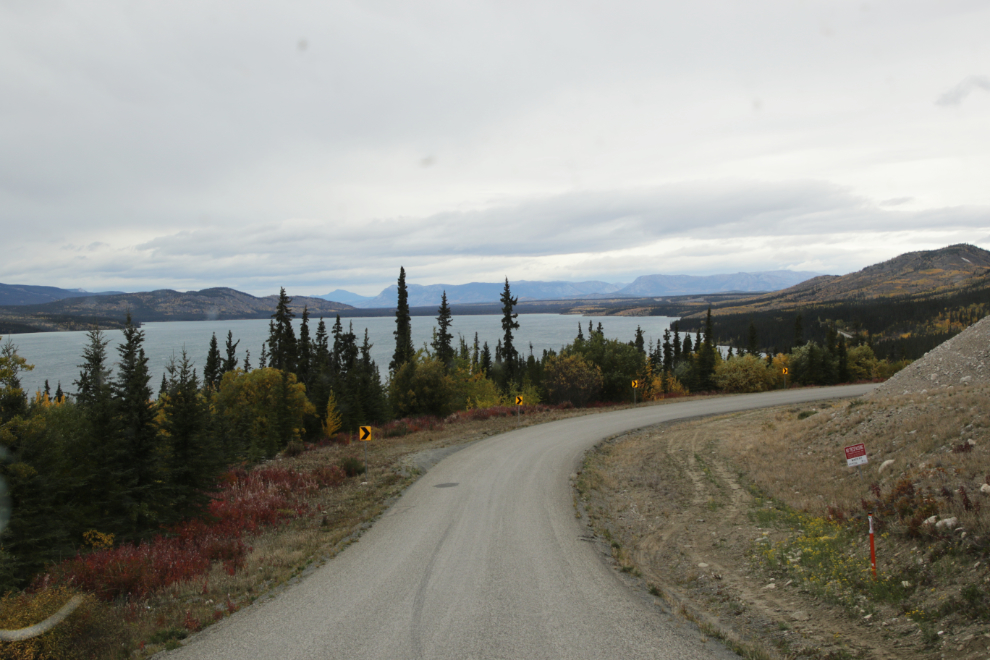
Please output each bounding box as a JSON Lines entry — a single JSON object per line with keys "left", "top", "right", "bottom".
{"left": 172, "top": 385, "right": 875, "bottom": 660}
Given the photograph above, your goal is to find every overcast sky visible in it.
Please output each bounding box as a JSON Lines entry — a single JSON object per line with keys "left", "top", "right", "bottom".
{"left": 2, "top": 1, "right": 988, "bottom": 296}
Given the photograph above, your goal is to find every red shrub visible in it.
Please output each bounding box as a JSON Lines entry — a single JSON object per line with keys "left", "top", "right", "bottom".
{"left": 39, "top": 463, "right": 345, "bottom": 601}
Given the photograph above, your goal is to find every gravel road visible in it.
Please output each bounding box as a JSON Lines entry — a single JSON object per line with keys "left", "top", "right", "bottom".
{"left": 166, "top": 385, "right": 875, "bottom": 660}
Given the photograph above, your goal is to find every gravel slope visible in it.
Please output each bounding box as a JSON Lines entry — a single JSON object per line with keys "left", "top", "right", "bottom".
{"left": 871, "top": 316, "right": 990, "bottom": 397}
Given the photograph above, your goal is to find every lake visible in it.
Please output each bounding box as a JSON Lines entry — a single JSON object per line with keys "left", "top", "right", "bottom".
{"left": 4, "top": 313, "right": 678, "bottom": 397}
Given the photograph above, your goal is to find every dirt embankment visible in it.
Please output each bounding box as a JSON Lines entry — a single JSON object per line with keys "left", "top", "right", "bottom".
{"left": 577, "top": 317, "right": 990, "bottom": 659}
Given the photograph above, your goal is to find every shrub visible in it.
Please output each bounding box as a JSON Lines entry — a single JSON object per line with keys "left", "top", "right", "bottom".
{"left": 543, "top": 355, "right": 603, "bottom": 406}
{"left": 0, "top": 587, "right": 128, "bottom": 660}
{"left": 714, "top": 355, "right": 776, "bottom": 393}
{"left": 338, "top": 457, "right": 366, "bottom": 477}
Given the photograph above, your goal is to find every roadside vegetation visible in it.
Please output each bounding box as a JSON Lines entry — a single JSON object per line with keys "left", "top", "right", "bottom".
{"left": 0, "top": 266, "right": 927, "bottom": 657}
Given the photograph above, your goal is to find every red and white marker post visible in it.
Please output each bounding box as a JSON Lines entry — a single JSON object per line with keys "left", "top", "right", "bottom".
{"left": 868, "top": 514, "right": 877, "bottom": 580}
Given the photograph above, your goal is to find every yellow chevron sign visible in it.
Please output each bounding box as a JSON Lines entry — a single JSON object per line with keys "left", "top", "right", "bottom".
{"left": 359, "top": 426, "right": 372, "bottom": 441}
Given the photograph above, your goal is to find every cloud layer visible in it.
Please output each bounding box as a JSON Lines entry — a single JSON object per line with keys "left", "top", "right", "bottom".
{"left": 2, "top": 1, "right": 989, "bottom": 295}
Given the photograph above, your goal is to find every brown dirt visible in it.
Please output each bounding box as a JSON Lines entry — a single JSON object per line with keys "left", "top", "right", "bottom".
{"left": 575, "top": 401, "right": 990, "bottom": 660}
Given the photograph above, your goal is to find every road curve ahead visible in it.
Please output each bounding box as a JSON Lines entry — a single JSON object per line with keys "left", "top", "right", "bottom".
{"left": 171, "top": 385, "right": 875, "bottom": 660}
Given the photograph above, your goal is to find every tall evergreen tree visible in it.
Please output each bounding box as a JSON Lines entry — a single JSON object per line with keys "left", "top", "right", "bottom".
{"left": 662, "top": 328, "right": 673, "bottom": 373}
{"left": 696, "top": 308, "right": 717, "bottom": 391}
{"left": 204, "top": 333, "right": 222, "bottom": 389}
{"left": 577, "top": 323, "right": 584, "bottom": 341}
{"left": 672, "top": 322, "right": 682, "bottom": 363}
{"left": 223, "top": 330, "right": 240, "bottom": 374}
{"left": 481, "top": 341, "right": 492, "bottom": 374}
{"left": 433, "top": 291, "right": 454, "bottom": 369}
{"left": 297, "top": 306, "right": 313, "bottom": 386}
{"left": 113, "top": 314, "right": 162, "bottom": 539}
{"left": 747, "top": 320, "right": 759, "bottom": 355}
{"left": 74, "top": 328, "right": 111, "bottom": 406}
{"left": 390, "top": 266, "right": 414, "bottom": 372}
{"left": 633, "top": 326, "right": 645, "bottom": 355}
{"left": 243, "top": 349, "right": 251, "bottom": 371}
{"left": 837, "top": 335, "right": 850, "bottom": 382}
{"left": 268, "top": 288, "right": 297, "bottom": 372}
{"left": 499, "top": 278, "right": 520, "bottom": 387}
{"left": 160, "top": 350, "right": 217, "bottom": 522}
{"left": 471, "top": 332, "right": 480, "bottom": 370}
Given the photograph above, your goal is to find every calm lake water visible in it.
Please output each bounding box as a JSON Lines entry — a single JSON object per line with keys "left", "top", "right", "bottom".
{"left": 6, "top": 313, "right": 678, "bottom": 397}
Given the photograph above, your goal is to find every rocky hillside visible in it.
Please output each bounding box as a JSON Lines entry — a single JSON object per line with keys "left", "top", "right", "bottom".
{"left": 0, "top": 287, "right": 353, "bottom": 330}
{"left": 870, "top": 314, "right": 990, "bottom": 397}
{"left": 710, "top": 243, "right": 990, "bottom": 316}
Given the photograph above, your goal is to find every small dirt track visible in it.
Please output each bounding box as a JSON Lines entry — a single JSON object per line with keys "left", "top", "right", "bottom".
{"left": 166, "top": 385, "right": 874, "bottom": 660}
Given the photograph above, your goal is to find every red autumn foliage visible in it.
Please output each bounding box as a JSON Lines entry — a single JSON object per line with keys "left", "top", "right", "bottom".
{"left": 37, "top": 464, "right": 347, "bottom": 601}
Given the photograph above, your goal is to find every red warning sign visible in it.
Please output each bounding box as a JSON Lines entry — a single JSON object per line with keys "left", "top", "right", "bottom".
{"left": 844, "top": 443, "right": 868, "bottom": 467}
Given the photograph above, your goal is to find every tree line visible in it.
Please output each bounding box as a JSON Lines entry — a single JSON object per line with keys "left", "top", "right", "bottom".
{"left": 0, "top": 267, "right": 919, "bottom": 595}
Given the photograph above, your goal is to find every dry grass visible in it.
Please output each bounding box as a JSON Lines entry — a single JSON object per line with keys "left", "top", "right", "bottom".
{"left": 729, "top": 384, "right": 990, "bottom": 538}
{"left": 575, "top": 385, "right": 990, "bottom": 659}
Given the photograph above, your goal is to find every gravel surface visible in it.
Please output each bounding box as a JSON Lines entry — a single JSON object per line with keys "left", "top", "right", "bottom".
{"left": 871, "top": 316, "right": 990, "bottom": 397}
{"left": 164, "top": 385, "right": 874, "bottom": 660}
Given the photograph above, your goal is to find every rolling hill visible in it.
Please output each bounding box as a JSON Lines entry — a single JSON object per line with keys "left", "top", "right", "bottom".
{"left": 0, "top": 288, "right": 354, "bottom": 333}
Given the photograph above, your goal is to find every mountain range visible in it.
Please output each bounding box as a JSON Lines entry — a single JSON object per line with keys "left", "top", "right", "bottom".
{"left": 0, "top": 288, "right": 353, "bottom": 333}
{"left": 703, "top": 243, "right": 990, "bottom": 317}
{"left": 316, "top": 270, "right": 820, "bottom": 308}
{"left": 0, "top": 283, "right": 124, "bottom": 306}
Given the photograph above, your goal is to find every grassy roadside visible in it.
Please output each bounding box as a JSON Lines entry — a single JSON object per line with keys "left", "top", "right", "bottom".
{"left": 574, "top": 387, "right": 990, "bottom": 659}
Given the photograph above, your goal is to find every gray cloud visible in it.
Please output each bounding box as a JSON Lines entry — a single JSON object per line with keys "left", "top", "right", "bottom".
{"left": 1, "top": 2, "right": 989, "bottom": 295}
{"left": 936, "top": 76, "right": 990, "bottom": 106}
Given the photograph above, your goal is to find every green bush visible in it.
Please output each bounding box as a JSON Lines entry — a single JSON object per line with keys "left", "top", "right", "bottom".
{"left": 713, "top": 354, "right": 775, "bottom": 393}
{"left": 338, "top": 456, "right": 366, "bottom": 477}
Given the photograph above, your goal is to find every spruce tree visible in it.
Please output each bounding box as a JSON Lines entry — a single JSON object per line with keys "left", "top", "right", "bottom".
{"left": 481, "top": 342, "right": 492, "bottom": 374}
{"left": 695, "top": 308, "right": 717, "bottom": 391}
{"left": 161, "top": 350, "right": 217, "bottom": 522}
{"left": 577, "top": 323, "right": 584, "bottom": 341}
{"left": 747, "top": 320, "right": 759, "bottom": 355}
{"left": 113, "top": 314, "right": 162, "bottom": 539}
{"left": 298, "top": 306, "right": 312, "bottom": 386}
{"left": 204, "top": 333, "right": 222, "bottom": 389}
{"left": 471, "top": 332, "right": 480, "bottom": 370}
{"left": 672, "top": 323, "right": 681, "bottom": 364}
{"left": 268, "top": 288, "right": 297, "bottom": 372}
{"left": 223, "top": 330, "right": 240, "bottom": 373}
{"left": 633, "top": 326, "right": 645, "bottom": 355}
{"left": 499, "top": 278, "right": 520, "bottom": 387}
{"left": 243, "top": 349, "right": 251, "bottom": 371}
{"left": 433, "top": 291, "right": 454, "bottom": 369}
{"left": 390, "top": 267, "right": 414, "bottom": 372}
{"left": 662, "top": 328, "right": 673, "bottom": 373}
{"left": 74, "top": 327, "right": 112, "bottom": 407}
{"left": 837, "top": 336, "right": 850, "bottom": 382}
{"left": 54, "top": 381, "right": 63, "bottom": 402}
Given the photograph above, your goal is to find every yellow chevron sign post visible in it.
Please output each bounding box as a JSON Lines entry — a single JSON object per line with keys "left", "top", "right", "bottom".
{"left": 359, "top": 426, "right": 372, "bottom": 480}
{"left": 515, "top": 395, "right": 523, "bottom": 424}
{"left": 631, "top": 379, "right": 640, "bottom": 404}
